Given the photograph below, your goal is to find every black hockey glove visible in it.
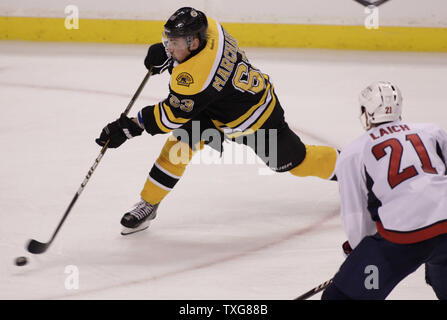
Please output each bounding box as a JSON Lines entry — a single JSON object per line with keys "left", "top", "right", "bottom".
{"left": 144, "top": 43, "right": 172, "bottom": 75}
{"left": 95, "top": 113, "right": 143, "bottom": 148}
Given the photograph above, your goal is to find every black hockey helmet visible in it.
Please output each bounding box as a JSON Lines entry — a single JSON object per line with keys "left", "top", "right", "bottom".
{"left": 163, "top": 7, "right": 208, "bottom": 47}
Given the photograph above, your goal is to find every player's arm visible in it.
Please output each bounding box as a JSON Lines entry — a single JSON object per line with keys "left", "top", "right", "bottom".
{"left": 95, "top": 89, "right": 214, "bottom": 147}
{"left": 137, "top": 85, "right": 218, "bottom": 136}
{"left": 95, "top": 43, "right": 172, "bottom": 148}
{"left": 336, "top": 150, "right": 377, "bottom": 250}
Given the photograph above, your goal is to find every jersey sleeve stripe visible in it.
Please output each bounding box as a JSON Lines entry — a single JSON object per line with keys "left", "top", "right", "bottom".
{"left": 211, "top": 119, "right": 226, "bottom": 129}
{"left": 137, "top": 111, "right": 146, "bottom": 129}
{"left": 159, "top": 103, "right": 185, "bottom": 130}
{"left": 162, "top": 103, "right": 190, "bottom": 124}
{"left": 153, "top": 103, "right": 172, "bottom": 133}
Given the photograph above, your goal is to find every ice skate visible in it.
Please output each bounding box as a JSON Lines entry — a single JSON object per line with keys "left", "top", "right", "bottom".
{"left": 120, "top": 199, "right": 159, "bottom": 236}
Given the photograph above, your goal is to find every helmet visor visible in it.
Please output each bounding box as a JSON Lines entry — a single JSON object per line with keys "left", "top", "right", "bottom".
{"left": 162, "top": 31, "right": 190, "bottom": 51}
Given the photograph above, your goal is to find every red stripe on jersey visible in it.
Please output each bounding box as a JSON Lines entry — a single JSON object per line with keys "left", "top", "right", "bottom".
{"left": 376, "top": 220, "right": 447, "bottom": 244}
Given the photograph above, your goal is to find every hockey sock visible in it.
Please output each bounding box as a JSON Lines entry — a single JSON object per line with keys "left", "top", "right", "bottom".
{"left": 140, "top": 135, "right": 204, "bottom": 204}
{"left": 289, "top": 145, "right": 338, "bottom": 180}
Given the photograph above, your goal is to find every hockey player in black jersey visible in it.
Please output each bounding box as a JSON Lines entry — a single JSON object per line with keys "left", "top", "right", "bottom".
{"left": 96, "top": 7, "right": 339, "bottom": 235}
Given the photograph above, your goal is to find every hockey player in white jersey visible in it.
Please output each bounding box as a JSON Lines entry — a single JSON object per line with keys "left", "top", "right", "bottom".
{"left": 322, "top": 81, "right": 447, "bottom": 300}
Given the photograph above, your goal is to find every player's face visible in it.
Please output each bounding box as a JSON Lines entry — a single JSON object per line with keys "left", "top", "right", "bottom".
{"left": 165, "top": 37, "right": 191, "bottom": 63}
{"left": 163, "top": 36, "right": 200, "bottom": 63}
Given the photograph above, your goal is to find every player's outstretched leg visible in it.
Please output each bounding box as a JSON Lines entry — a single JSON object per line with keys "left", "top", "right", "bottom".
{"left": 120, "top": 134, "right": 203, "bottom": 235}
{"left": 239, "top": 120, "right": 339, "bottom": 180}
{"left": 289, "top": 145, "right": 338, "bottom": 180}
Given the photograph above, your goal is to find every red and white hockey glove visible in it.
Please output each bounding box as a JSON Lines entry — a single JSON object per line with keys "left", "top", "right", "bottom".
{"left": 342, "top": 240, "right": 353, "bottom": 257}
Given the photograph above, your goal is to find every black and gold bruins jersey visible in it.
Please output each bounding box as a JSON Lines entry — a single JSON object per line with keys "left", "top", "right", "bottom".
{"left": 138, "top": 17, "right": 280, "bottom": 139}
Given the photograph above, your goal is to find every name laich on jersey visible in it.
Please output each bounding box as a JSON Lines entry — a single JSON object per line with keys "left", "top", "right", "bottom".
{"left": 370, "top": 124, "right": 411, "bottom": 140}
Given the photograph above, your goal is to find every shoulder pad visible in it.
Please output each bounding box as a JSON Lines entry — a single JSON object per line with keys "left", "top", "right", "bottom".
{"left": 170, "top": 18, "right": 225, "bottom": 96}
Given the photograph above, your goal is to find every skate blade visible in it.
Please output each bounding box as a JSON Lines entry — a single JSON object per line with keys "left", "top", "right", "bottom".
{"left": 121, "top": 222, "right": 150, "bottom": 236}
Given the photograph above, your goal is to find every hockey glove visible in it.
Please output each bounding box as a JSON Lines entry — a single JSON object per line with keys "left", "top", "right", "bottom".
{"left": 144, "top": 43, "right": 172, "bottom": 75}
{"left": 95, "top": 113, "right": 143, "bottom": 148}
{"left": 342, "top": 240, "right": 353, "bottom": 257}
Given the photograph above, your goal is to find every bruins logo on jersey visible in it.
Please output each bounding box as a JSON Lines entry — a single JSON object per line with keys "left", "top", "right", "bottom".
{"left": 176, "top": 72, "right": 194, "bottom": 87}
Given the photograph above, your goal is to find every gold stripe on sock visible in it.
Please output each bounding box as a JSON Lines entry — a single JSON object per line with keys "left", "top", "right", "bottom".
{"left": 140, "top": 178, "right": 170, "bottom": 205}
{"left": 140, "top": 136, "right": 204, "bottom": 204}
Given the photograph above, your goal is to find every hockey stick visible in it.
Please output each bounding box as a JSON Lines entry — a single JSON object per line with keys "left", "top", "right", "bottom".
{"left": 294, "top": 278, "right": 333, "bottom": 300}
{"left": 26, "top": 70, "right": 152, "bottom": 254}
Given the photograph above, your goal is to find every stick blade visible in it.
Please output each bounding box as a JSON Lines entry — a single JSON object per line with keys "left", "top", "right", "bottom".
{"left": 26, "top": 239, "right": 49, "bottom": 254}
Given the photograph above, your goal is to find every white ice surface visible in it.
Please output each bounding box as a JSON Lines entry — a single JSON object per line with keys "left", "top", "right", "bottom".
{"left": 1, "top": 41, "right": 446, "bottom": 300}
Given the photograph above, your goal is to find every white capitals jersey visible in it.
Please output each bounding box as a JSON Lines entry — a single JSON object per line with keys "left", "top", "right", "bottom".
{"left": 336, "top": 121, "right": 447, "bottom": 248}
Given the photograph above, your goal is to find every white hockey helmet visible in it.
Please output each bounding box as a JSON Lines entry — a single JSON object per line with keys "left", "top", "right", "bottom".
{"left": 359, "top": 81, "right": 403, "bottom": 130}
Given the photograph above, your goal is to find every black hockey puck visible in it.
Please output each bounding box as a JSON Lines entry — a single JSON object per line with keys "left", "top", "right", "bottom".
{"left": 15, "top": 256, "right": 28, "bottom": 266}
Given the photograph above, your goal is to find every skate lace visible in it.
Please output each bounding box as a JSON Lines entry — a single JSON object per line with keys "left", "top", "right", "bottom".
{"left": 130, "top": 201, "right": 153, "bottom": 220}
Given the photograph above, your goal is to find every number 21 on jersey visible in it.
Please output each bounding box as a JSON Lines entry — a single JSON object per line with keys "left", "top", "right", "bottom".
{"left": 372, "top": 134, "right": 438, "bottom": 188}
